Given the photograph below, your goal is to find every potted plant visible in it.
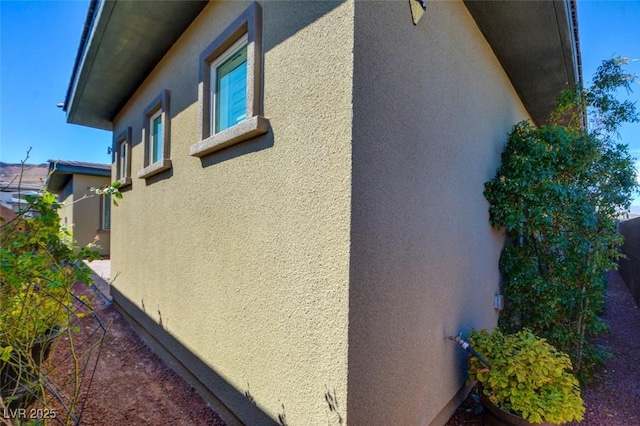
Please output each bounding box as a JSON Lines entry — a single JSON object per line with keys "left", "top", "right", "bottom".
{"left": 467, "top": 328, "right": 585, "bottom": 425}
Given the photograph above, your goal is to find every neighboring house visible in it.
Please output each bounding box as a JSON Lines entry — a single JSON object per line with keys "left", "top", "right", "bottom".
{"left": 46, "top": 160, "right": 112, "bottom": 256}
{"left": 0, "top": 162, "right": 48, "bottom": 214}
{"left": 63, "top": 1, "right": 580, "bottom": 424}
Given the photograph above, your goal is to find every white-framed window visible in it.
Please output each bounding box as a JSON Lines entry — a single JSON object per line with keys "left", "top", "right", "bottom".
{"left": 211, "top": 35, "right": 248, "bottom": 134}
{"left": 150, "top": 108, "right": 163, "bottom": 164}
{"left": 191, "top": 2, "right": 269, "bottom": 159}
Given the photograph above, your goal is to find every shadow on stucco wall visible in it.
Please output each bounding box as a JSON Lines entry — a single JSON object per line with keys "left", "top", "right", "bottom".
{"left": 112, "top": 287, "right": 279, "bottom": 425}
{"left": 199, "top": 126, "right": 274, "bottom": 169}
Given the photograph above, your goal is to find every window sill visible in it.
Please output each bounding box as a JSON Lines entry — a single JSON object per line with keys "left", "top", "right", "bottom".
{"left": 137, "top": 159, "right": 172, "bottom": 179}
{"left": 117, "top": 177, "right": 132, "bottom": 188}
{"left": 190, "top": 115, "right": 269, "bottom": 158}
{"left": 97, "top": 229, "right": 110, "bottom": 234}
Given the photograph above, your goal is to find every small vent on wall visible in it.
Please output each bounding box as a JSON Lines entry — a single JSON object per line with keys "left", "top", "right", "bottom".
{"left": 410, "top": 0, "right": 427, "bottom": 25}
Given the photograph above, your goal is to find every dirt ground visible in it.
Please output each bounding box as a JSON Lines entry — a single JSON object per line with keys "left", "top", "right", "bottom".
{"left": 446, "top": 270, "right": 640, "bottom": 426}
{"left": 42, "top": 283, "right": 227, "bottom": 426}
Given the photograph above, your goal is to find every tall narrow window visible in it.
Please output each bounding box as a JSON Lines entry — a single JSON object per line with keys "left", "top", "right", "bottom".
{"left": 119, "top": 139, "right": 128, "bottom": 180}
{"left": 115, "top": 127, "right": 132, "bottom": 187}
{"left": 102, "top": 195, "right": 111, "bottom": 231}
{"left": 212, "top": 36, "right": 248, "bottom": 133}
{"left": 150, "top": 109, "right": 163, "bottom": 164}
{"left": 138, "top": 90, "right": 171, "bottom": 180}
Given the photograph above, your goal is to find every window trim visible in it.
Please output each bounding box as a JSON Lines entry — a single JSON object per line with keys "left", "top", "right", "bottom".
{"left": 138, "top": 90, "right": 172, "bottom": 179}
{"left": 191, "top": 2, "right": 268, "bottom": 158}
{"left": 115, "top": 127, "right": 132, "bottom": 187}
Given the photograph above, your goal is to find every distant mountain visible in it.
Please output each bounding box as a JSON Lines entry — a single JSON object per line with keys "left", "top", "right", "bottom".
{"left": 0, "top": 162, "right": 49, "bottom": 190}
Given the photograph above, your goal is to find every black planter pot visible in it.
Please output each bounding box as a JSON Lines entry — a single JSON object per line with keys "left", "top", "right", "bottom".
{"left": 0, "top": 326, "right": 63, "bottom": 410}
{"left": 480, "top": 394, "right": 555, "bottom": 426}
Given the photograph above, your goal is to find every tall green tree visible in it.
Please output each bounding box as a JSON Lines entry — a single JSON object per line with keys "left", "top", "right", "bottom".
{"left": 484, "top": 57, "right": 639, "bottom": 382}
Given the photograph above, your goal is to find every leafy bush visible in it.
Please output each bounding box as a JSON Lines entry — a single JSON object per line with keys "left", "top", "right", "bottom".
{"left": 468, "top": 329, "right": 584, "bottom": 424}
{"left": 1, "top": 159, "right": 121, "bottom": 413}
{"left": 0, "top": 192, "right": 96, "bottom": 343}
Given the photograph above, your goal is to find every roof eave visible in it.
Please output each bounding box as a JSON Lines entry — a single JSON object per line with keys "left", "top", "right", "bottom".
{"left": 464, "top": 0, "right": 582, "bottom": 126}
{"left": 64, "top": 0, "right": 208, "bottom": 130}
{"left": 46, "top": 161, "right": 111, "bottom": 193}
{"left": 66, "top": 1, "right": 581, "bottom": 130}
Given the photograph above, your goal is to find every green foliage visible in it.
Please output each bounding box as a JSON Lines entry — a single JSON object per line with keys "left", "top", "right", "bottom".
{"left": 0, "top": 161, "right": 122, "bottom": 412}
{"left": 468, "top": 329, "right": 584, "bottom": 424}
{"left": 91, "top": 180, "right": 123, "bottom": 206}
{"left": 484, "top": 58, "right": 639, "bottom": 382}
{"left": 1, "top": 192, "right": 86, "bottom": 343}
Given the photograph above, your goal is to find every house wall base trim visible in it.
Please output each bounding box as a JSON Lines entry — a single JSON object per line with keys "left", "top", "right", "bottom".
{"left": 110, "top": 286, "right": 278, "bottom": 426}
{"left": 428, "top": 381, "right": 475, "bottom": 426}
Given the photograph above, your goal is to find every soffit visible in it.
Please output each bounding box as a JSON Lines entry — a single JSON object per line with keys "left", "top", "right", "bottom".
{"left": 464, "top": 0, "right": 580, "bottom": 126}
{"left": 65, "top": 0, "right": 208, "bottom": 130}
{"left": 66, "top": 1, "right": 580, "bottom": 130}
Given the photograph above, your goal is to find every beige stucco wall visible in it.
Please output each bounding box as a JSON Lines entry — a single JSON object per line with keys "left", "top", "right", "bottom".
{"left": 110, "top": 1, "right": 353, "bottom": 424}
{"left": 57, "top": 181, "right": 74, "bottom": 238}
{"left": 347, "top": 2, "right": 531, "bottom": 425}
{"left": 61, "top": 174, "right": 110, "bottom": 256}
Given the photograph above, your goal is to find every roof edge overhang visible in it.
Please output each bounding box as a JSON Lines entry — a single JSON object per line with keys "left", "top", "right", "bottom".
{"left": 64, "top": 0, "right": 208, "bottom": 131}
{"left": 464, "top": 0, "right": 582, "bottom": 126}
{"left": 46, "top": 160, "right": 111, "bottom": 193}
{"left": 65, "top": 0, "right": 581, "bottom": 131}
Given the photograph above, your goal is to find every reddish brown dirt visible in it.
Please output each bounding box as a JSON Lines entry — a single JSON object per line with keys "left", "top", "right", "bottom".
{"left": 43, "top": 284, "right": 227, "bottom": 426}
{"left": 446, "top": 270, "right": 640, "bottom": 426}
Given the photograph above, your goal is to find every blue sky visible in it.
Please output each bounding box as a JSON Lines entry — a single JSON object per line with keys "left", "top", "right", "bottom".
{"left": 1, "top": 0, "right": 112, "bottom": 166}
{"left": 578, "top": 1, "right": 640, "bottom": 210}
{"left": 1, "top": 1, "right": 639, "bottom": 204}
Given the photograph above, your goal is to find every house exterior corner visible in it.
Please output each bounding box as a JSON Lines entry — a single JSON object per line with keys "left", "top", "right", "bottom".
{"left": 64, "top": 0, "right": 580, "bottom": 424}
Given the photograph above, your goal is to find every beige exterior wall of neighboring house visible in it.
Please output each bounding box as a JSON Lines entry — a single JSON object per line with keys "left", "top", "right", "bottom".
{"left": 71, "top": 174, "right": 111, "bottom": 256}
{"left": 57, "top": 180, "right": 74, "bottom": 237}
{"left": 56, "top": 174, "right": 110, "bottom": 256}
{"left": 110, "top": 1, "right": 353, "bottom": 424}
{"left": 347, "top": 2, "right": 531, "bottom": 424}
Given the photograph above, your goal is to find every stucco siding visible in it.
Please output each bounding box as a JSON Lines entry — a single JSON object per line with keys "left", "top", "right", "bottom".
{"left": 348, "top": 2, "right": 531, "bottom": 425}
{"left": 110, "top": 1, "right": 353, "bottom": 424}
{"left": 58, "top": 182, "right": 74, "bottom": 239}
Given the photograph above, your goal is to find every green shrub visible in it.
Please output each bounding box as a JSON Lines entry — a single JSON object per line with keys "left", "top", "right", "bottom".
{"left": 0, "top": 163, "right": 122, "bottom": 412}
{"left": 0, "top": 192, "right": 94, "bottom": 343}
